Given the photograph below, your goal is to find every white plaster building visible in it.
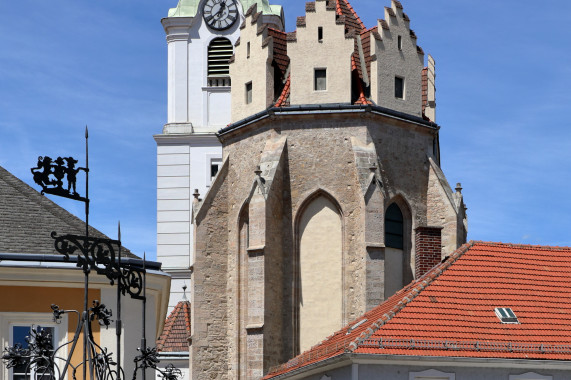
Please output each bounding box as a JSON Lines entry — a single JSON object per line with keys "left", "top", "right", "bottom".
{"left": 155, "top": 0, "right": 285, "bottom": 312}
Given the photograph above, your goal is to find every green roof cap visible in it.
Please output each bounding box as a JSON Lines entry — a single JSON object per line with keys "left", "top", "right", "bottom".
{"left": 168, "top": 0, "right": 282, "bottom": 18}
{"left": 168, "top": 0, "right": 199, "bottom": 17}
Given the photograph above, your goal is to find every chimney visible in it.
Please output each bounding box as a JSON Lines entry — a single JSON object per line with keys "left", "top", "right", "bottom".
{"left": 415, "top": 226, "right": 443, "bottom": 278}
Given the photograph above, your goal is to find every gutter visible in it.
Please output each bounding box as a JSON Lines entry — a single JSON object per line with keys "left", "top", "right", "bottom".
{"left": 218, "top": 103, "right": 439, "bottom": 138}
{"left": 0, "top": 253, "right": 162, "bottom": 270}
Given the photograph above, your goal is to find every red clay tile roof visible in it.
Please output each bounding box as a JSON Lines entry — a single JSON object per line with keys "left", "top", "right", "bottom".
{"left": 268, "top": 28, "right": 289, "bottom": 74}
{"left": 305, "top": 2, "right": 315, "bottom": 13}
{"left": 266, "top": 241, "right": 571, "bottom": 377}
{"left": 336, "top": 0, "right": 365, "bottom": 33}
{"left": 274, "top": 74, "right": 290, "bottom": 107}
{"left": 156, "top": 299, "right": 191, "bottom": 353}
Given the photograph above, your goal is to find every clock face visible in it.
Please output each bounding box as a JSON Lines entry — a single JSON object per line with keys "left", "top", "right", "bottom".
{"left": 203, "top": 0, "right": 239, "bottom": 31}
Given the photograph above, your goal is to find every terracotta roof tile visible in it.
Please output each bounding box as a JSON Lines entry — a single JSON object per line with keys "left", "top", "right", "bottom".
{"left": 336, "top": 0, "right": 366, "bottom": 33}
{"left": 402, "top": 12, "right": 410, "bottom": 22}
{"left": 157, "top": 300, "right": 191, "bottom": 353}
{"left": 379, "top": 19, "right": 389, "bottom": 30}
{"left": 393, "top": 0, "right": 403, "bottom": 9}
{"left": 421, "top": 67, "right": 428, "bottom": 119}
{"left": 268, "top": 28, "right": 289, "bottom": 74}
{"left": 274, "top": 74, "right": 291, "bottom": 107}
{"left": 385, "top": 6, "right": 396, "bottom": 17}
{"left": 286, "top": 31, "right": 297, "bottom": 42}
{"left": 305, "top": 2, "right": 316, "bottom": 13}
{"left": 266, "top": 242, "right": 571, "bottom": 377}
{"left": 296, "top": 16, "right": 306, "bottom": 27}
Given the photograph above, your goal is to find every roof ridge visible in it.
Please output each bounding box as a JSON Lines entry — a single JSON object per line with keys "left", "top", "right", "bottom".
{"left": 472, "top": 240, "right": 571, "bottom": 251}
{"left": 267, "top": 26, "right": 286, "bottom": 36}
{"left": 347, "top": 241, "right": 475, "bottom": 351}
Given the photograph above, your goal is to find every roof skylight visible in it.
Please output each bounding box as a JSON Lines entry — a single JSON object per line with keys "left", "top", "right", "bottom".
{"left": 494, "top": 307, "right": 519, "bottom": 324}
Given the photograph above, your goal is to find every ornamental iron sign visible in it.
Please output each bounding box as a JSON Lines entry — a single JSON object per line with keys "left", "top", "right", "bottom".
{"left": 2, "top": 128, "right": 180, "bottom": 380}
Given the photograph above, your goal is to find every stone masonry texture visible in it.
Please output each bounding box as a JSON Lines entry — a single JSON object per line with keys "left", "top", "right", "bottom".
{"left": 191, "top": 109, "right": 467, "bottom": 379}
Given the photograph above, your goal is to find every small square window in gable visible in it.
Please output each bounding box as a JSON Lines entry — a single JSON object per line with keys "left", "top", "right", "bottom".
{"left": 315, "top": 69, "right": 327, "bottom": 91}
{"left": 395, "top": 76, "right": 404, "bottom": 99}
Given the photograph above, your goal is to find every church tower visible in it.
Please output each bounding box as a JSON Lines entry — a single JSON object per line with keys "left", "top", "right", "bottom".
{"left": 155, "top": 0, "right": 285, "bottom": 311}
{"left": 190, "top": 1, "right": 467, "bottom": 379}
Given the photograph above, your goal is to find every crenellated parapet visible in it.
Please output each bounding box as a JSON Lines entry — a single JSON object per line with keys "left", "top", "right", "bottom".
{"left": 230, "top": 3, "right": 289, "bottom": 122}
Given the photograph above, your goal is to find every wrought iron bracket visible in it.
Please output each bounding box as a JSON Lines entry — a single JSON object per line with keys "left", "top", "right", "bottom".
{"left": 52, "top": 232, "right": 145, "bottom": 300}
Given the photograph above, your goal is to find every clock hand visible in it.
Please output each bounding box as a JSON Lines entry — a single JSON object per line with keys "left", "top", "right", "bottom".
{"left": 215, "top": 1, "right": 227, "bottom": 19}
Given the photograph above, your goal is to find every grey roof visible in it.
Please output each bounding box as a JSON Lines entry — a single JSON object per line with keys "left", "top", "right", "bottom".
{"left": 0, "top": 165, "right": 137, "bottom": 258}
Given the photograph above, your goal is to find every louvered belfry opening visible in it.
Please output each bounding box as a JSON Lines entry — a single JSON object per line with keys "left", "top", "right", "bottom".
{"left": 208, "top": 38, "right": 233, "bottom": 87}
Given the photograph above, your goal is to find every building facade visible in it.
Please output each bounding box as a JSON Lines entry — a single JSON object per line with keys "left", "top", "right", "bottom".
{"left": 0, "top": 165, "right": 171, "bottom": 380}
{"left": 155, "top": 0, "right": 285, "bottom": 312}
{"left": 186, "top": 1, "right": 468, "bottom": 379}
{"left": 264, "top": 242, "right": 571, "bottom": 380}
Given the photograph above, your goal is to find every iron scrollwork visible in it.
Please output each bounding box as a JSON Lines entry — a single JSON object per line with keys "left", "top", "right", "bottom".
{"left": 2, "top": 137, "right": 182, "bottom": 380}
{"left": 51, "top": 232, "right": 145, "bottom": 300}
{"left": 133, "top": 348, "right": 182, "bottom": 380}
{"left": 31, "top": 156, "right": 88, "bottom": 202}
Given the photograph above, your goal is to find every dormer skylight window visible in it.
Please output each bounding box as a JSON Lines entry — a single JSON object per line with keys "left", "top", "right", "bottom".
{"left": 494, "top": 307, "right": 519, "bottom": 324}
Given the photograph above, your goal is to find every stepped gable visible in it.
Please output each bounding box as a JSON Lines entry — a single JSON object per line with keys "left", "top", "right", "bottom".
{"left": 255, "top": 0, "right": 431, "bottom": 111}
{"left": 266, "top": 242, "right": 571, "bottom": 378}
{"left": 156, "top": 298, "right": 191, "bottom": 352}
{"left": 0, "top": 165, "right": 136, "bottom": 257}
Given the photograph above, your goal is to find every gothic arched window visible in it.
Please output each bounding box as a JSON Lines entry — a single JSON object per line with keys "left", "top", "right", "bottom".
{"left": 207, "top": 38, "right": 233, "bottom": 86}
{"left": 385, "top": 203, "right": 403, "bottom": 249}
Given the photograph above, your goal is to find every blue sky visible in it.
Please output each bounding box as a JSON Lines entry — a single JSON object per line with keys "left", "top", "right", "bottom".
{"left": 0, "top": 0, "right": 569, "bottom": 260}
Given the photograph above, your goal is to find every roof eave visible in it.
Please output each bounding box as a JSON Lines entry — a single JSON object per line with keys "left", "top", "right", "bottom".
{"left": 218, "top": 104, "right": 439, "bottom": 139}
{"left": 267, "top": 352, "right": 571, "bottom": 380}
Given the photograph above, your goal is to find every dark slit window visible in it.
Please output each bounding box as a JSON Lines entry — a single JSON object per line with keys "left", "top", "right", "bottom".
{"left": 385, "top": 203, "right": 403, "bottom": 249}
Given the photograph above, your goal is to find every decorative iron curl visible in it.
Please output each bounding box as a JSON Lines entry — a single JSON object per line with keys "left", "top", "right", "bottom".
{"left": 51, "top": 304, "right": 65, "bottom": 323}
{"left": 160, "top": 364, "right": 183, "bottom": 380}
{"left": 1, "top": 343, "right": 29, "bottom": 369}
{"left": 119, "top": 267, "right": 144, "bottom": 300}
{"left": 90, "top": 300, "right": 113, "bottom": 328}
{"left": 133, "top": 347, "right": 181, "bottom": 380}
{"left": 51, "top": 232, "right": 145, "bottom": 299}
